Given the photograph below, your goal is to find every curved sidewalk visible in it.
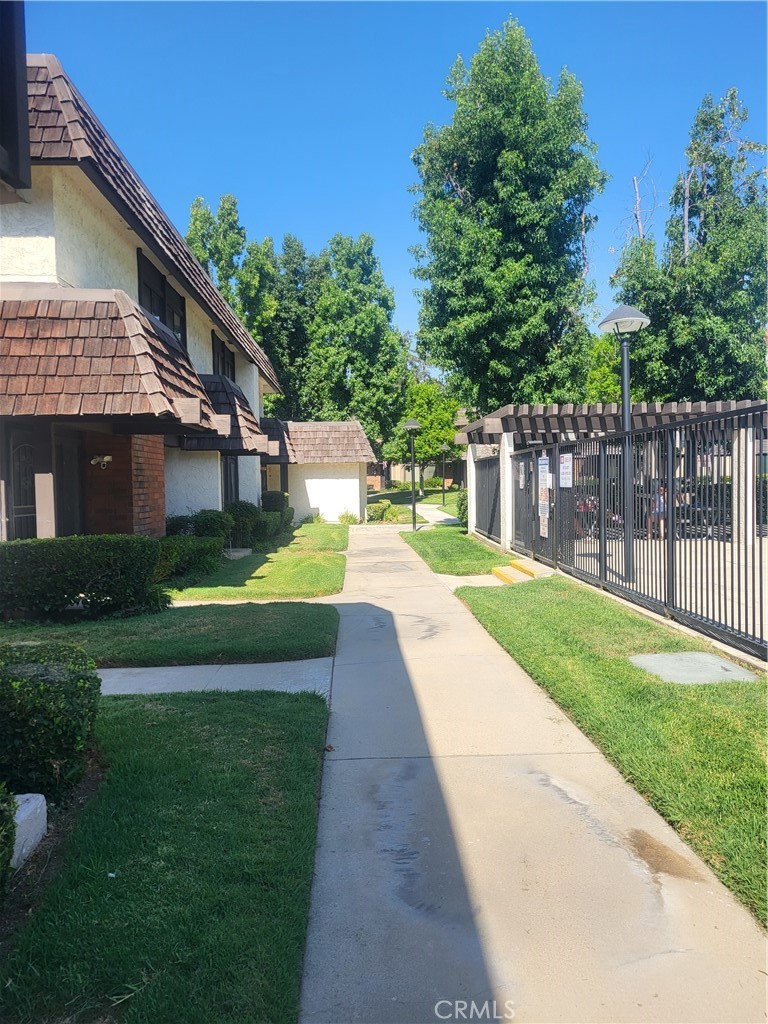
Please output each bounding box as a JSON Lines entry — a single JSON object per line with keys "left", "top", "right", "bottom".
{"left": 300, "top": 526, "right": 766, "bottom": 1024}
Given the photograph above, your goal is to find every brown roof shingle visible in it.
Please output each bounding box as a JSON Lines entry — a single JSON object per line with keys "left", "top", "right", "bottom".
{"left": 259, "top": 419, "right": 374, "bottom": 464}
{"left": 0, "top": 284, "right": 223, "bottom": 432}
{"left": 26, "top": 54, "right": 280, "bottom": 393}
{"left": 182, "top": 374, "right": 269, "bottom": 455}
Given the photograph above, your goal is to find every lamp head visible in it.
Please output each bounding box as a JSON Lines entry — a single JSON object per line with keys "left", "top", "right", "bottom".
{"left": 598, "top": 304, "right": 650, "bottom": 336}
{"left": 404, "top": 419, "right": 421, "bottom": 433}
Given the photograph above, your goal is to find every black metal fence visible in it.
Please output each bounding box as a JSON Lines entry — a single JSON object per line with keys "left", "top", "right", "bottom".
{"left": 508, "top": 406, "right": 767, "bottom": 659}
{"left": 475, "top": 455, "right": 501, "bottom": 542}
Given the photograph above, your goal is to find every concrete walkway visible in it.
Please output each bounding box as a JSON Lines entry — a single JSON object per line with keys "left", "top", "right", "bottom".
{"left": 98, "top": 657, "right": 332, "bottom": 696}
{"left": 300, "top": 527, "right": 766, "bottom": 1024}
{"left": 415, "top": 503, "right": 460, "bottom": 527}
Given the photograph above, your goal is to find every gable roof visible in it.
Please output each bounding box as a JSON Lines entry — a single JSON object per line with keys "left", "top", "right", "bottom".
{"left": 260, "top": 419, "right": 374, "bottom": 464}
{"left": 26, "top": 54, "right": 280, "bottom": 393}
{"left": 0, "top": 284, "right": 223, "bottom": 432}
{"left": 182, "top": 375, "right": 270, "bottom": 455}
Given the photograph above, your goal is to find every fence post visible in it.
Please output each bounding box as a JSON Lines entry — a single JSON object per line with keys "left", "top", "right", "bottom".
{"left": 599, "top": 439, "right": 607, "bottom": 584}
{"left": 666, "top": 427, "right": 676, "bottom": 611}
{"left": 553, "top": 443, "right": 559, "bottom": 569}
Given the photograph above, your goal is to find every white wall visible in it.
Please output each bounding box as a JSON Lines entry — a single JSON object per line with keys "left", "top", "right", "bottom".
{"left": 164, "top": 448, "right": 221, "bottom": 517}
{"left": 238, "top": 456, "right": 262, "bottom": 505}
{"left": 499, "top": 433, "right": 514, "bottom": 552}
{"left": 288, "top": 463, "right": 366, "bottom": 523}
{"left": 0, "top": 167, "right": 56, "bottom": 282}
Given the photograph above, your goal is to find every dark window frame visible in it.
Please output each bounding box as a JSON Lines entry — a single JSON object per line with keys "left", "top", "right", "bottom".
{"left": 221, "top": 455, "right": 239, "bottom": 507}
{"left": 212, "top": 331, "right": 236, "bottom": 381}
{"left": 137, "top": 249, "right": 187, "bottom": 349}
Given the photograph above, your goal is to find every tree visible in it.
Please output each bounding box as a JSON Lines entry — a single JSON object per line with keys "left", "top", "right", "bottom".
{"left": 411, "top": 18, "right": 606, "bottom": 412}
{"left": 382, "top": 379, "right": 461, "bottom": 494}
{"left": 300, "top": 234, "right": 409, "bottom": 454}
{"left": 612, "top": 89, "right": 767, "bottom": 401}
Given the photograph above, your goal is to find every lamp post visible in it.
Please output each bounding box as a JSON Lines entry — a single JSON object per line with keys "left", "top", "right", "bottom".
{"left": 440, "top": 443, "right": 449, "bottom": 508}
{"left": 404, "top": 419, "right": 421, "bottom": 532}
{"left": 598, "top": 304, "right": 651, "bottom": 581}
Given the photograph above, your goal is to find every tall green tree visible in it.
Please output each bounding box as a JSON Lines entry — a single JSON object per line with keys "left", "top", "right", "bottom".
{"left": 411, "top": 18, "right": 606, "bottom": 412}
{"left": 612, "top": 89, "right": 767, "bottom": 401}
{"left": 300, "top": 234, "right": 409, "bottom": 453}
{"left": 382, "top": 379, "right": 461, "bottom": 493}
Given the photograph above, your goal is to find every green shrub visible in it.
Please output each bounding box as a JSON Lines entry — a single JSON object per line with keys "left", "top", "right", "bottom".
{"left": 225, "top": 500, "right": 262, "bottom": 547}
{"left": 456, "top": 488, "right": 468, "bottom": 529}
{"left": 252, "top": 510, "right": 282, "bottom": 539}
{"left": 281, "top": 507, "right": 295, "bottom": 531}
{"left": 339, "top": 511, "right": 360, "bottom": 525}
{"left": 0, "top": 782, "right": 16, "bottom": 892}
{"left": 0, "top": 535, "right": 163, "bottom": 619}
{"left": 367, "top": 500, "right": 391, "bottom": 522}
{"left": 262, "top": 490, "right": 289, "bottom": 513}
{"left": 0, "top": 642, "right": 101, "bottom": 799}
{"left": 165, "top": 515, "right": 194, "bottom": 536}
{"left": 155, "top": 536, "right": 224, "bottom": 582}
{"left": 191, "top": 509, "right": 234, "bottom": 540}
{"left": 424, "top": 476, "right": 443, "bottom": 489}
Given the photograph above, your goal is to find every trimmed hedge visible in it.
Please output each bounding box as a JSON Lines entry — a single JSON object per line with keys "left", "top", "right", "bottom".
{"left": 225, "top": 500, "right": 262, "bottom": 547}
{"left": 191, "top": 509, "right": 233, "bottom": 540}
{"left": 0, "top": 535, "right": 163, "bottom": 619}
{"left": 254, "top": 511, "right": 282, "bottom": 539}
{"left": 281, "top": 506, "right": 295, "bottom": 531}
{"left": 0, "top": 642, "right": 101, "bottom": 798}
{"left": 456, "top": 489, "right": 468, "bottom": 529}
{"left": 165, "top": 515, "right": 194, "bottom": 537}
{"left": 0, "top": 781, "right": 16, "bottom": 892}
{"left": 262, "top": 490, "right": 289, "bottom": 513}
{"left": 155, "top": 536, "right": 224, "bottom": 582}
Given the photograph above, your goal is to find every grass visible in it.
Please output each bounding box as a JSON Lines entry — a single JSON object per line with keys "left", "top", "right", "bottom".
{"left": 458, "top": 575, "right": 767, "bottom": 923}
{"left": 0, "top": 603, "right": 339, "bottom": 666}
{"left": 368, "top": 486, "right": 459, "bottom": 518}
{"left": 171, "top": 523, "right": 348, "bottom": 602}
{"left": 0, "top": 691, "right": 329, "bottom": 1024}
{"left": 402, "top": 523, "right": 504, "bottom": 575}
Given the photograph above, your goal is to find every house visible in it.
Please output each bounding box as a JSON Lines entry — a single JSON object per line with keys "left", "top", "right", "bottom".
{"left": 260, "top": 419, "right": 374, "bottom": 523}
{"left": 0, "top": 54, "right": 281, "bottom": 540}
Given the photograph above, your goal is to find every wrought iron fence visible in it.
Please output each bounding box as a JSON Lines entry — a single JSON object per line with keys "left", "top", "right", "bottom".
{"left": 509, "top": 405, "right": 767, "bottom": 659}
{"left": 475, "top": 455, "right": 501, "bottom": 542}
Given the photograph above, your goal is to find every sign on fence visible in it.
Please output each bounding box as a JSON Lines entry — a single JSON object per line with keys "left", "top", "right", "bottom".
{"left": 537, "top": 456, "right": 550, "bottom": 517}
{"left": 539, "top": 515, "right": 549, "bottom": 538}
{"left": 559, "top": 452, "right": 573, "bottom": 488}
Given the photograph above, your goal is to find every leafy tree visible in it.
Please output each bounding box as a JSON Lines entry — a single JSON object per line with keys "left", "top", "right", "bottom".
{"left": 612, "top": 89, "right": 767, "bottom": 401}
{"left": 382, "top": 379, "right": 461, "bottom": 493}
{"left": 411, "top": 18, "right": 606, "bottom": 412}
{"left": 300, "top": 234, "right": 409, "bottom": 454}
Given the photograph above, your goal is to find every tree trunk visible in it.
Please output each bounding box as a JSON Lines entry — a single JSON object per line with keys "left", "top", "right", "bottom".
{"left": 633, "top": 176, "right": 645, "bottom": 239}
{"left": 418, "top": 464, "right": 425, "bottom": 497}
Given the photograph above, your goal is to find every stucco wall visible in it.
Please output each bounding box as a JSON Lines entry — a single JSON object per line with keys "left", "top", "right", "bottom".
{"left": 288, "top": 463, "right": 365, "bottom": 523}
{"left": 0, "top": 167, "right": 56, "bottom": 282}
{"left": 164, "top": 448, "right": 221, "bottom": 517}
{"left": 238, "top": 457, "right": 262, "bottom": 505}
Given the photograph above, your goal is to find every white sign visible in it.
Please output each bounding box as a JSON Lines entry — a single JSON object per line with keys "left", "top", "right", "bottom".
{"left": 559, "top": 452, "right": 573, "bottom": 488}
{"left": 537, "top": 457, "right": 550, "bottom": 518}
{"left": 539, "top": 515, "right": 549, "bottom": 538}
{"left": 518, "top": 468, "right": 525, "bottom": 489}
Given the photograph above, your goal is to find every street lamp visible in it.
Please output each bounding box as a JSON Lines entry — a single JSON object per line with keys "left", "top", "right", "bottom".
{"left": 598, "top": 304, "right": 651, "bottom": 581}
{"left": 440, "top": 443, "right": 449, "bottom": 508}
{"left": 404, "top": 419, "right": 421, "bottom": 532}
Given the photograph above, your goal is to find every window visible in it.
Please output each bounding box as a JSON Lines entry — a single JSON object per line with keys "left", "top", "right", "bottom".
{"left": 221, "top": 455, "right": 239, "bottom": 506}
{"left": 137, "top": 250, "right": 187, "bottom": 348}
{"left": 212, "top": 331, "right": 235, "bottom": 381}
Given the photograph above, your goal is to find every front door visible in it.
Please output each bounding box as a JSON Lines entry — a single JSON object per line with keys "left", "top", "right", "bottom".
{"left": 54, "top": 432, "right": 85, "bottom": 536}
{"left": 10, "top": 433, "right": 36, "bottom": 539}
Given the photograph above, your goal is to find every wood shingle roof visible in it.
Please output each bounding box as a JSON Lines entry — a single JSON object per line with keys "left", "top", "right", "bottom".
{"left": 260, "top": 419, "right": 374, "bottom": 464}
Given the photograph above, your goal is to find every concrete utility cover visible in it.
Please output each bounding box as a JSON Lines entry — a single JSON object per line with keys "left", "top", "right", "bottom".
{"left": 630, "top": 651, "right": 758, "bottom": 684}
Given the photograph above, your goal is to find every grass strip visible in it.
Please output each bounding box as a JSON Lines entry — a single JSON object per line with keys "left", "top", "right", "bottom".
{"left": 0, "top": 602, "right": 339, "bottom": 667}
{"left": 458, "top": 575, "right": 767, "bottom": 923}
{"left": 0, "top": 692, "right": 328, "bottom": 1024}
{"left": 402, "top": 523, "right": 504, "bottom": 575}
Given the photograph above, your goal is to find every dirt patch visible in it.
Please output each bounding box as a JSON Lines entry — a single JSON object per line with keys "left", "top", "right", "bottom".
{"left": 0, "top": 748, "right": 107, "bottom": 961}
{"left": 627, "top": 828, "right": 703, "bottom": 882}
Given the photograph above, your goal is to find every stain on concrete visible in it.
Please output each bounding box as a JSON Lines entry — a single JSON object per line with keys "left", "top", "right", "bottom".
{"left": 626, "top": 829, "right": 703, "bottom": 881}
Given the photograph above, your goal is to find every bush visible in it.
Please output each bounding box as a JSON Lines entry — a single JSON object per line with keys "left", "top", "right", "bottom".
{"left": 367, "top": 500, "right": 391, "bottom": 522}
{"left": 339, "top": 511, "right": 360, "bottom": 525}
{"left": 262, "top": 490, "right": 289, "bottom": 513}
{"left": 253, "top": 510, "right": 282, "bottom": 540}
{"left": 191, "top": 509, "right": 234, "bottom": 540}
{"left": 384, "top": 504, "right": 401, "bottom": 523}
{"left": 225, "top": 501, "right": 262, "bottom": 547}
{"left": 424, "top": 476, "right": 443, "bottom": 489}
{"left": 456, "top": 488, "right": 468, "bottom": 529}
{"left": 0, "top": 782, "right": 16, "bottom": 892}
{"left": 155, "top": 536, "right": 224, "bottom": 582}
{"left": 281, "top": 506, "right": 295, "bottom": 531}
{"left": 0, "top": 642, "right": 101, "bottom": 798}
{"left": 0, "top": 535, "right": 163, "bottom": 619}
{"left": 165, "top": 515, "right": 194, "bottom": 536}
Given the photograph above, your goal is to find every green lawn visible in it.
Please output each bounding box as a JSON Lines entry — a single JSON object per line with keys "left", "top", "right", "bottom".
{"left": 402, "top": 524, "right": 504, "bottom": 575}
{"left": 0, "top": 603, "right": 339, "bottom": 667}
{"left": 458, "top": 576, "right": 767, "bottom": 923}
{"left": 0, "top": 691, "right": 328, "bottom": 1024}
{"left": 418, "top": 488, "right": 460, "bottom": 512}
{"left": 172, "top": 523, "right": 347, "bottom": 602}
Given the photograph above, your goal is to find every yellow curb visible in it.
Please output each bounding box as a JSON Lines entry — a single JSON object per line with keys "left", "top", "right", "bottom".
{"left": 509, "top": 560, "right": 537, "bottom": 578}
{"left": 492, "top": 566, "right": 520, "bottom": 584}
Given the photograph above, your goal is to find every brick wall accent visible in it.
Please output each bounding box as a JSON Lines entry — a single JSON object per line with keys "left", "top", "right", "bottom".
{"left": 131, "top": 435, "right": 165, "bottom": 536}
{"left": 83, "top": 433, "right": 165, "bottom": 536}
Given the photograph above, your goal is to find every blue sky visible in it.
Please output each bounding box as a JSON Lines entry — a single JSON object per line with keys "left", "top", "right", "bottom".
{"left": 26, "top": 1, "right": 766, "bottom": 337}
